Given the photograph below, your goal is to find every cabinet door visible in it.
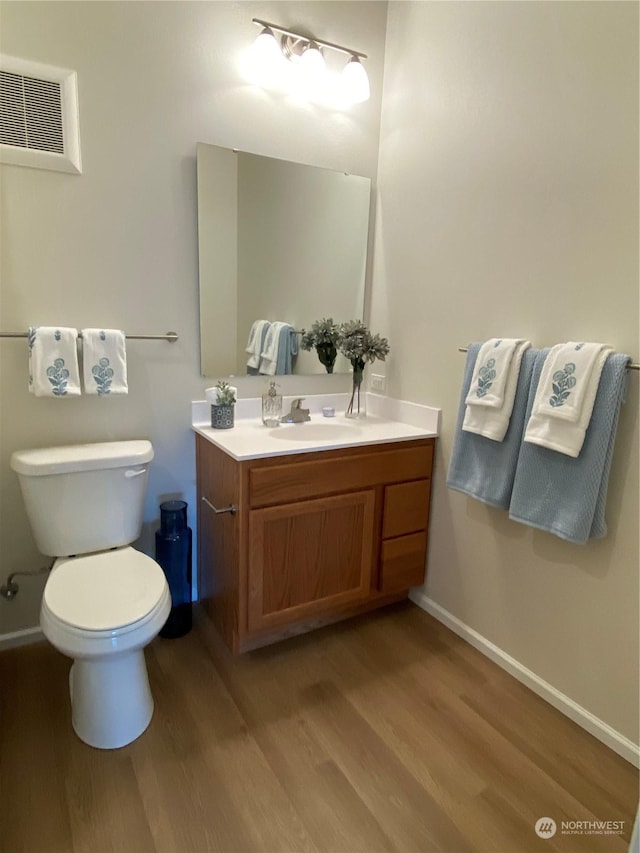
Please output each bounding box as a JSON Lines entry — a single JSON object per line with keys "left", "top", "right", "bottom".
{"left": 247, "top": 490, "right": 375, "bottom": 632}
{"left": 196, "top": 435, "right": 240, "bottom": 650}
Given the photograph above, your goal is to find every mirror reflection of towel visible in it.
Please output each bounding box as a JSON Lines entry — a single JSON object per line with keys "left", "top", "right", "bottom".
{"left": 246, "top": 320, "right": 270, "bottom": 374}
{"left": 259, "top": 322, "right": 286, "bottom": 375}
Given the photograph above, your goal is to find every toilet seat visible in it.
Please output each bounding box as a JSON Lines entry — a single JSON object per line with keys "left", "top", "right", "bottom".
{"left": 44, "top": 547, "right": 168, "bottom": 636}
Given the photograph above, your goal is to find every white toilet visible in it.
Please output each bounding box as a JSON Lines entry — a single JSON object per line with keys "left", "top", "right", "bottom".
{"left": 10, "top": 440, "right": 171, "bottom": 750}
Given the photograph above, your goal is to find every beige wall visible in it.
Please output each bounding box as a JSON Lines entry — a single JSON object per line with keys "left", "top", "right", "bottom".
{"left": 0, "top": 1, "right": 388, "bottom": 635}
{"left": 370, "top": 1, "right": 639, "bottom": 744}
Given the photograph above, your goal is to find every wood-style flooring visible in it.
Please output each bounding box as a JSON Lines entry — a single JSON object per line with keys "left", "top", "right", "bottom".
{"left": 0, "top": 601, "right": 637, "bottom": 853}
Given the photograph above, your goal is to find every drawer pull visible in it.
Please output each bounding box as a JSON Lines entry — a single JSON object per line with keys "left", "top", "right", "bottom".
{"left": 202, "top": 496, "right": 236, "bottom": 515}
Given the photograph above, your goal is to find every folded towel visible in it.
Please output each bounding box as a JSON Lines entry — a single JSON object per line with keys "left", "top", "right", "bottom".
{"left": 509, "top": 351, "right": 630, "bottom": 544}
{"left": 259, "top": 321, "right": 287, "bottom": 375}
{"left": 246, "top": 320, "right": 271, "bottom": 371}
{"left": 462, "top": 340, "right": 531, "bottom": 441}
{"left": 275, "top": 324, "right": 298, "bottom": 375}
{"left": 81, "top": 329, "right": 128, "bottom": 395}
{"left": 465, "top": 338, "right": 527, "bottom": 409}
{"left": 524, "top": 342, "right": 613, "bottom": 457}
{"left": 28, "top": 326, "right": 81, "bottom": 397}
{"left": 447, "top": 344, "right": 538, "bottom": 508}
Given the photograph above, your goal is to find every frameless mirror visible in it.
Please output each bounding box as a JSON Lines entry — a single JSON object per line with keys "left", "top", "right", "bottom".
{"left": 197, "top": 143, "right": 371, "bottom": 377}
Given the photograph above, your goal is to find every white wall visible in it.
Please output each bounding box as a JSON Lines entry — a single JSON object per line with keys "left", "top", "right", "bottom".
{"left": 0, "top": 1, "right": 388, "bottom": 636}
{"left": 371, "top": 1, "right": 639, "bottom": 745}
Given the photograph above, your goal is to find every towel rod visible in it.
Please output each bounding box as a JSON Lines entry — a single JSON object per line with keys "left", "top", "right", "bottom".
{"left": 458, "top": 345, "right": 639, "bottom": 371}
{"left": 0, "top": 330, "right": 179, "bottom": 342}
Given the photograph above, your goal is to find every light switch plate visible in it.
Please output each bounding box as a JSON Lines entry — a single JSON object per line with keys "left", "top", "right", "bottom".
{"left": 370, "top": 373, "right": 386, "bottom": 393}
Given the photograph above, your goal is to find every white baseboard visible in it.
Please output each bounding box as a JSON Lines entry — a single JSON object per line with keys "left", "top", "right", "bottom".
{"left": 410, "top": 590, "right": 640, "bottom": 768}
{"left": 0, "top": 626, "right": 45, "bottom": 651}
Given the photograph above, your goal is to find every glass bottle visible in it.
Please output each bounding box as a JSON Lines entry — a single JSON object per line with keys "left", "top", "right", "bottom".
{"left": 262, "top": 381, "right": 282, "bottom": 427}
{"left": 156, "top": 500, "right": 192, "bottom": 638}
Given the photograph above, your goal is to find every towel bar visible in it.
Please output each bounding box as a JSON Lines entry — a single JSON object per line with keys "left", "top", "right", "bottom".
{"left": 0, "top": 330, "right": 179, "bottom": 342}
{"left": 458, "top": 346, "right": 638, "bottom": 370}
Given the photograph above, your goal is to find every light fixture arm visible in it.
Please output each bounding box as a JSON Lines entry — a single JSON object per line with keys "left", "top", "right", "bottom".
{"left": 252, "top": 18, "right": 367, "bottom": 60}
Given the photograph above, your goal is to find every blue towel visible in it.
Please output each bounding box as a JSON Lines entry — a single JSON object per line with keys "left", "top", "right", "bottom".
{"left": 447, "top": 344, "right": 538, "bottom": 509}
{"left": 509, "top": 351, "right": 630, "bottom": 544}
{"left": 275, "top": 324, "right": 299, "bottom": 375}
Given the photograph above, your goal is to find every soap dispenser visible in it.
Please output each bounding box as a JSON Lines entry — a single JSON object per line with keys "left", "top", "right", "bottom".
{"left": 262, "top": 381, "right": 282, "bottom": 427}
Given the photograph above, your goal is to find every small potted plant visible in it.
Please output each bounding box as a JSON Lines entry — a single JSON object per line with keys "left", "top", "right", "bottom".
{"left": 337, "top": 320, "right": 390, "bottom": 418}
{"left": 207, "top": 380, "right": 237, "bottom": 429}
{"left": 300, "top": 317, "right": 340, "bottom": 374}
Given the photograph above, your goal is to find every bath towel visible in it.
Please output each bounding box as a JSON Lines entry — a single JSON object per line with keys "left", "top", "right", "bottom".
{"left": 447, "top": 343, "right": 538, "bottom": 508}
{"left": 274, "top": 324, "right": 299, "bottom": 375}
{"left": 509, "top": 351, "right": 630, "bottom": 544}
{"left": 81, "top": 329, "right": 128, "bottom": 395}
{"left": 463, "top": 339, "right": 531, "bottom": 441}
{"left": 28, "top": 326, "right": 81, "bottom": 397}
{"left": 259, "top": 321, "right": 287, "bottom": 375}
{"left": 523, "top": 342, "right": 613, "bottom": 457}
{"left": 246, "top": 320, "right": 271, "bottom": 373}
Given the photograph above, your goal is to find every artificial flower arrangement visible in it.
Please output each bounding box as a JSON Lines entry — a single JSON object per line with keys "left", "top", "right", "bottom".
{"left": 205, "top": 380, "right": 238, "bottom": 429}
{"left": 300, "top": 317, "right": 340, "bottom": 374}
{"left": 337, "top": 320, "right": 390, "bottom": 417}
{"left": 213, "top": 380, "right": 237, "bottom": 406}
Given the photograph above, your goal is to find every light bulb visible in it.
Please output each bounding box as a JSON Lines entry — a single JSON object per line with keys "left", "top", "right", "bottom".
{"left": 295, "top": 41, "right": 326, "bottom": 100}
{"left": 253, "top": 27, "right": 281, "bottom": 63}
{"left": 243, "top": 26, "right": 287, "bottom": 89}
{"left": 341, "top": 56, "right": 370, "bottom": 103}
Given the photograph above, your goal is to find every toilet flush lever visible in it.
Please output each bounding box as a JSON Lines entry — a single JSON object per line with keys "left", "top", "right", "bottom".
{"left": 201, "top": 496, "right": 236, "bottom": 515}
{"left": 124, "top": 468, "right": 147, "bottom": 478}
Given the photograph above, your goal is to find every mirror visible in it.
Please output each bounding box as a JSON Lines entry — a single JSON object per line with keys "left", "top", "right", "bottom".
{"left": 197, "top": 143, "right": 371, "bottom": 377}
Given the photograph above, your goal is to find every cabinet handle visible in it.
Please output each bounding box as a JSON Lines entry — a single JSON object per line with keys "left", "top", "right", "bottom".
{"left": 202, "top": 496, "right": 237, "bottom": 515}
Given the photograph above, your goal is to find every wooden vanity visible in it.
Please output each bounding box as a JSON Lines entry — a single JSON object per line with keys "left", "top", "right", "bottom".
{"left": 195, "top": 425, "right": 435, "bottom": 654}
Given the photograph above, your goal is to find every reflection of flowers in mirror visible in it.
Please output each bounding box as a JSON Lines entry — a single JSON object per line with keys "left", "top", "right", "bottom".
{"left": 300, "top": 318, "right": 340, "bottom": 374}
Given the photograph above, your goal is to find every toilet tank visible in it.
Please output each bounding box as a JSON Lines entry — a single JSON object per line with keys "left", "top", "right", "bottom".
{"left": 10, "top": 440, "right": 154, "bottom": 557}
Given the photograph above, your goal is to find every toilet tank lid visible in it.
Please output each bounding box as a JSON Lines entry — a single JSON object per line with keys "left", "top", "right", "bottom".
{"left": 10, "top": 440, "right": 154, "bottom": 476}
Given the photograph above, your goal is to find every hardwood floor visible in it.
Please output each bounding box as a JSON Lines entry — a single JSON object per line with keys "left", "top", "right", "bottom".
{"left": 1, "top": 602, "right": 637, "bottom": 853}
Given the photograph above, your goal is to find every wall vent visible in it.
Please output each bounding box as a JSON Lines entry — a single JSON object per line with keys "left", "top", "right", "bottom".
{"left": 0, "top": 55, "right": 81, "bottom": 174}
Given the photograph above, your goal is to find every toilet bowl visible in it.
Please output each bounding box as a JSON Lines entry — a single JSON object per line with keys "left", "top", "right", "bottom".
{"left": 11, "top": 440, "right": 172, "bottom": 749}
{"left": 41, "top": 548, "right": 170, "bottom": 749}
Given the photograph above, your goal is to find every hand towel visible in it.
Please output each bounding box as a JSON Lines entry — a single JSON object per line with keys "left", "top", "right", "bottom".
{"left": 28, "top": 326, "right": 81, "bottom": 397}
{"left": 259, "top": 321, "right": 287, "bottom": 375}
{"left": 462, "top": 340, "right": 531, "bottom": 441}
{"left": 509, "top": 351, "right": 630, "bottom": 544}
{"left": 246, "top": 320, "right": 271, "bottom": 372}
{"left": 524, "top": 342, "right": 613, "bottom": 457}
{"left": 465, "top": 338, "right": 526, "bottom": 409}
{"left": 446, "top": 343, "right": 538, "bottom": 508}
{"left": 81, "top": 329, "right": 128, "bottom": 395}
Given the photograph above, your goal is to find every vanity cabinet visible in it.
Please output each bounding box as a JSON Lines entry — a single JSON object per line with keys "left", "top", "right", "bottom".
{"left": 196, "top": 434, "right": 435, "bottom": 654}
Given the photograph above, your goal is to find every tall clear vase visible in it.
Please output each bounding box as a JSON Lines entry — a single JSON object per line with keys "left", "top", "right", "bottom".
{"left": 345, "top": 366, "right": 366, "bottom": 418}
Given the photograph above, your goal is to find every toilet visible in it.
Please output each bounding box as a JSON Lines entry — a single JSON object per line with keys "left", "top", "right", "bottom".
{"left": 10, "top": 440, "right": 171, "bottom": 750}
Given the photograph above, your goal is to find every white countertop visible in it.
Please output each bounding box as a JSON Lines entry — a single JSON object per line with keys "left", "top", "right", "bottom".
{"left": 192, "top": 393, "right": 440, "bottom": 461}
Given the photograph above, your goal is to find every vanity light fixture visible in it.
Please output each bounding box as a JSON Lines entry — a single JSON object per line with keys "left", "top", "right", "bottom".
{"left": 248, "top": 18, "right": 370, "bottom": 106}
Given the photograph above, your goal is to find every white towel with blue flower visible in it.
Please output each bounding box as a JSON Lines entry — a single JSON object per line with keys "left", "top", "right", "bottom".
{"left": 462, "top": 339, "right": 531, "bottom": 441}
{"left": 81, "top": 329, "right": 128, "bottom": 395}
{"left": 465, "top": 339, "right": 525, "bottom": 408}
{"left": 28, "top": 326, "right": 81, "bottom": 397}
{"left": 524, "top": 342, "right": 612, "bottom": 457}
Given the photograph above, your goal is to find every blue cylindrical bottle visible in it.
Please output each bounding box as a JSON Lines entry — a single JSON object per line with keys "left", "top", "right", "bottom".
{"left": 156, "top": 500, "right": 192, "bottom": 638}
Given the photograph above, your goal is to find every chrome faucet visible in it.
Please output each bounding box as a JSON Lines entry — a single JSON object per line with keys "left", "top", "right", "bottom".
{"left": 281, "top": 398, "right": 311, "bottom": 423}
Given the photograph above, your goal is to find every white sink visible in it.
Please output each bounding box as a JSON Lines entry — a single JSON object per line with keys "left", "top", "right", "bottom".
{"left": 268, "top": 422, "right": 361, "bottom": 441}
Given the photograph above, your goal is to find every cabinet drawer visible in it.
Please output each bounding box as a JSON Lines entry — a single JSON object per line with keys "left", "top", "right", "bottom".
{"left": 249, "top": 442, "right": 433, "bottom": 508}
{"left": 379, "top": 532, "right": 427, "bottom": 594}
{"left": 382, "top": 479, "right": 431, "bottom": 539}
